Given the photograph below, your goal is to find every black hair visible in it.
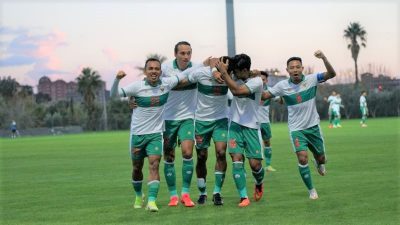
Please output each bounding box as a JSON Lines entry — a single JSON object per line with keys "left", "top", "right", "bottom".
{"left": 286, "top": 57, "right": 302, "bottom": 66}
{"left": 144, "top": 57, "right": 161, "bottom": 69}
{"left": 219, "top": 56, "right": 235, "bottom": 74}
{"left": 233, "top": 54, "right": 251, "bottom": 71}
{"left": 260, "top": 71, "right": 269, "bottom": 77}
{"left": 174, "top": 41, "right": 191, "bottom": 54}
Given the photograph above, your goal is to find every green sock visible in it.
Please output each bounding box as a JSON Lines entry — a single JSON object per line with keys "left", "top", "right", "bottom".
{"left": 264, "top": 147, "right": 272, "bottom": 167}
{"left": 164, "top": 161, "right": 177, "bottom": 196}
{"left": 147, "top": 180, "right": 160, "bottom": 202}
{"left": 197, "top": 178, "right": 206, "bottom": 195}
{"left": 252, "top": 167, "right": 265, "bottom": 185}
{"left": 132, "top": 180, "right": 143, "bottom": 196}
{"left": 182, "top": 158, "right": 193, "bottom": 194}
{"left": 298, "top": 164, "right": 313, "bottom": 190}
{"left": 232, "top": 161, "right": 247, "bottom": 198}
{"left": 213, "top": 171, "right": 225, "bottom": 194}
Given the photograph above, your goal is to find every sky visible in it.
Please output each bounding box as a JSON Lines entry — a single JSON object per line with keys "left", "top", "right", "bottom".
{"left": 0, "top": 0, "right": 399, "bottom": 90}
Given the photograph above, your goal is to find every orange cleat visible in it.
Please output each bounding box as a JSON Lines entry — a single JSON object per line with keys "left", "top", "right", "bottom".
{"left": 238, "top": 197, "right": 250, "bottom": 207}
{"left": 181, "top": 193, "right": 195, "bottom": 207}
{"left": 168, "top": 196, "right": 179, "bottom": 206}
{"left": 254, "top": 184, "right": 264, "bottom": 201}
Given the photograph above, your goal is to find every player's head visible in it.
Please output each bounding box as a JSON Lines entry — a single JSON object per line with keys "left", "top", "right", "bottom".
{"left": 286, "top": 56, "right": 304, "bottom": 83}
{"left": 174, "top": 41, "right": 192, "bottom": 68}
{"left": 260, "top": 71, "right": 269, "bottom": 85}
{"left": 144, "top": 58, "right": 161, "bottom": 85}
{"left": 232, "top": 54, "right": 251, "bottom": 80}
{"left": 361, "top": 90, "right": 367, "bottom": 96}
{"left": 332, "top": 91, "right": 337, "bottom": 96}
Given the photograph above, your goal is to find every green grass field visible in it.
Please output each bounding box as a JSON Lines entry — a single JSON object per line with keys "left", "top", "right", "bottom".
{"left": 1, "top": 118, "right": 399, "bottom": 225}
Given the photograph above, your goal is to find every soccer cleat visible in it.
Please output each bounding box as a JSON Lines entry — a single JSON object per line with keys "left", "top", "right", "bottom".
{"left": 212, "top": 193, "right": 223, "bottom": 206}
{"left": 265, "top": 166, "right": 276, "bottom": 172}
{"left": 312, "top": 159, "right": 326, "bottom": 176}
{"left": 146, "top": 201, "right": 159, "bottom": 212}
{"left": 181, "top": 193, "right": 195, "bottom": 207}
{"left": 337, "top": 124, "right": 342, "bottom": 128}
{"left": 328, "top": 124, "right": 333, "bottom": 129}
{"left": 254, "top": 183, "right": 264, "bottom": 201}
{"left": 168, "top": 196, "right": 179, "bottom": 206}
{"left": 309, "top": 188, "right": 319, "bottom": 200}
{"left": 361, "top": 124, "right": 367, "bottom": 127}
{"left": 134, "top": 195, "right": 144, "bottom": 209}
{"left": 197, "top": 194, "right": 207, "bottom": 205}
{"left": 238, "top": 197, "right": 250, "bottom": 207}
{"left": 333, "top": 125, "right": 337, "bottom": 128}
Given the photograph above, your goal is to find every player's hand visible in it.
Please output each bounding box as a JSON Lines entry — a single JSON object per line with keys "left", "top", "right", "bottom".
{"left": 250, "top": 69, "right": 261, "bottom": 77}
{"left": 203, "top": 56, "right": 212, "bottom": 66}
{"left": 209, "top": 57, "right": 219, "bottom": 68}
{"left": 216, "top": 59, "right": 229, "bottom": 74}
{"left": 314, "top": 50, "right": 326, "bottom": 59}
{"left": 129, "top": 96, "right": 138, "bottom": 109}
{"left": 116, "top": 70, "right": 126, "bottom": 80}
{"left": 213, "top": 71, "right": 225, "bottom": 84}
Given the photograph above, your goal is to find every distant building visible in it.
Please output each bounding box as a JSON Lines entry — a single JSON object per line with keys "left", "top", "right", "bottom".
{"left": 361, "top": 73, "right": 400, "bottom": 92}
{"left": 37, "top": 76, "right": 108, "bottom": 102}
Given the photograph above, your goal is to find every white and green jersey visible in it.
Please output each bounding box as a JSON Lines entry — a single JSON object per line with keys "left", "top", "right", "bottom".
{"left": 161, "top": 60, "right": 201, "bottom": 120}
{"left": 268, "top": 73, "right": 325, "bottom": 131}
{"left": 360, "top": 95, "right": 367, "bottom": 108}
{"left": 111, "top": 76, "right": 180, "bottom": 135}
{"left": 187, "top": 66, "right": 229, "bottom": 121}
{"left": 327, "top": 95, "right": 337, "bottom": 110}
{"left": 230, "top": 76, "right": 263, "bottom": 129}
{"left": 258, "top": 85, "right": 271, "bottom": 123}
{"left": 332, "top": 97, "right": 341, "bottom": 113}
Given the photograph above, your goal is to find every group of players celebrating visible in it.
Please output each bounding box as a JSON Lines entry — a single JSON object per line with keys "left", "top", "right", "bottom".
{"left": 110, "top": 41, "right": 336, "bottom": 212}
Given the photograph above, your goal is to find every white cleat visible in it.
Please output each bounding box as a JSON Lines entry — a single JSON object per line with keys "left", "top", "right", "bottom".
{"left": 309, "top": 188, "right": 319, "bottom": 200}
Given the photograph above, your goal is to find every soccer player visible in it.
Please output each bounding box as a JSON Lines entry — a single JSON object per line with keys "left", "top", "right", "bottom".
{"left": 161, "top": 41, "right": 198, "bottom": 207}
{"left": 187, "top": 57, "right": 230, "bottom": 206}
{"left": 110, "top": 58, "right": 188, "bottom": 212}
{"left": 258, "top": 71, "right": 277, "bottom": 172}
{"left": 332, "top": 93, "right": 343, "bottom": 128}
{"left": 324, "top": 91, "right": 337, "bottom": 128}
{"left": 262, "top": 50, "right": 336, "bottom": 200}
{"left": 10, "top": 120, "right": 17, "bottom": 139}
{"left": 215, "top": 54, "right": 265, "bottom": 207}
{"left": 360, "top": 91, "right": 368, "bottom": 127}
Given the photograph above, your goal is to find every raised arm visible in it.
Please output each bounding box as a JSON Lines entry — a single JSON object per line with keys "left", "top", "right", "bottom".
{"left": 110, "top": 70, "right": 127, "bottom": 98}
{"left": 314, "top": 50, "right": 336, "bottom": 81}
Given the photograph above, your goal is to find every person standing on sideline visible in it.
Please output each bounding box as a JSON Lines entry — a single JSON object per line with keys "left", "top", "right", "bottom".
{"left": 360, "top": 91, "right": 368, "bottom": 127}
{"left": 10, "top": 120, "right": 17, "bottom": 138}
{"left": 262, "top": 50, "right": 336, "bottom": 200}
{"left": 215, "top": 54, "right": 265, "bottom": 207}
{"left": 324, "top": 91, "right": 337, "bottom": 128}
{"left": 110, "top": 58, "right": 188, "bottom": 212}
{"left": 161, "top": 41, "right": 200, "bottom": 207}
{"left": 258, "top": 71, "right": 277, "bottom": 172}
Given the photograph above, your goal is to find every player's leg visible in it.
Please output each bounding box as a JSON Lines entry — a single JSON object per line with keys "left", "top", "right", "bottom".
{"left": 178, "top": 119, "right": 195, "bottom": 207}
{"left": 228, "top": 122, "right": 249, "bottom": 207}
{"left": 146, "top": 133, "right": 163, "bottom": 212}
{"left": 194, "top": 120, "right": 211, "bottom": 204}
{"left": 261, "top": 123, "right": 276, "bottom": 172}
{"left": 290, "top": 130, "right": 317, "bottom": 199}
{"left": 244, "top": 127, "right": 265, "bottom": 202}
{"left": 308, "top": 125, "right": 327, "bottom": 176}
{"left": 211, "top": 118, "right": 228, "bottom": 205}
{"left": 130, "top": 134, "right": 146, "bottom": 209}
{"left": 163, "top": 120, "right": 179, "bottom": 206}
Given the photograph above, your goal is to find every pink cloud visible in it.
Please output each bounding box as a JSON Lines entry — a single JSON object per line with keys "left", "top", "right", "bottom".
{"left": 102, "top": 48, "right": 119, "bottom": 62}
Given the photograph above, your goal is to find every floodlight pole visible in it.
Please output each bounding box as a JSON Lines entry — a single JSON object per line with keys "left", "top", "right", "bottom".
{"left": 226, "top": 0, "right": 236, "bottom": 57}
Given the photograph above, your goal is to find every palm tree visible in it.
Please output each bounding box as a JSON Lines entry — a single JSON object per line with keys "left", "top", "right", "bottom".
{"left": 76, "top": 67, "right": 102, "bottom": 130}
{"left": 135, "top": 53, "right": 167, "bottom": 74}
{"left": 344, "top": 22, "right": 367, "bottom": 85}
